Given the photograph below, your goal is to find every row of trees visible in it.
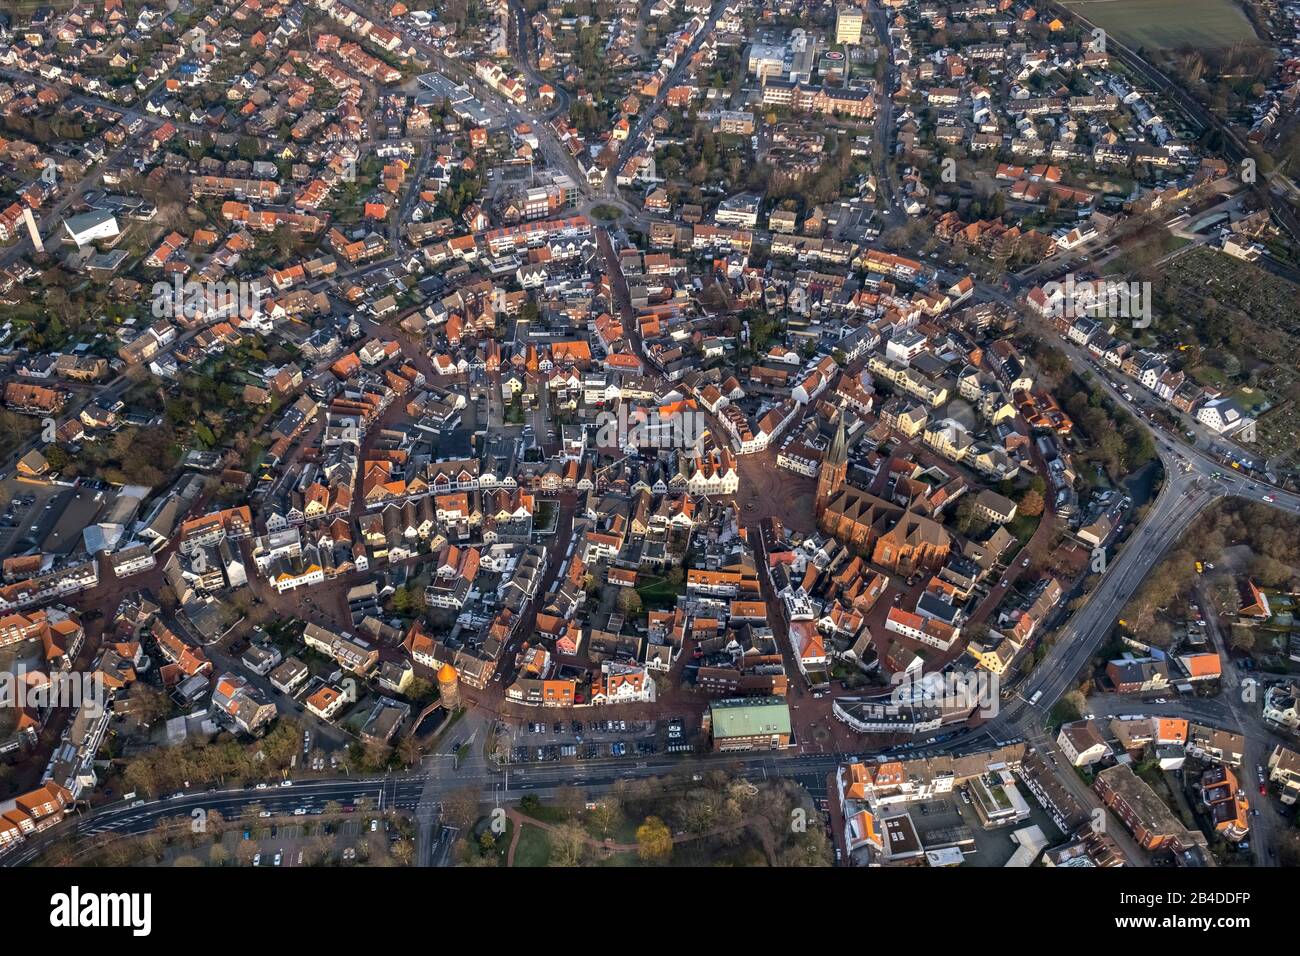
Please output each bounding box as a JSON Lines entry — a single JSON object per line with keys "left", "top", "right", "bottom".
{"left": 120, "top": 720, "right": 305, "bottom": 797}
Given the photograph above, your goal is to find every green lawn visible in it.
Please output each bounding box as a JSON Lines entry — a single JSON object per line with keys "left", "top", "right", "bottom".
{"left": 1061, "top": 0, "right": 1257, "bottom": 50}
{"left": 635, "top": 575, "right": 681, "bottom": 608}
{"left": 1188, "top": 364, "right": 1231, "bottom": 390}
{"left": 517, "top": 800, "right": 571, "bottom": 825}
{"left": 1008, "top": 514, "right": 1040, "bottom": 548}
{"left": 511, "top": 824, "right": 552, "bottom": 867}
{"left": 584, "top": 814, "right": 640, "bottom": 845}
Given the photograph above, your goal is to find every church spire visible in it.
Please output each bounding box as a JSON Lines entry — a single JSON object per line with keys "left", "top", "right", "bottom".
{"left": 826, "top": 414, "right": 848, "bottom": 471}
{"left": 816, "top": 413, "right": 849, "bottom": 520}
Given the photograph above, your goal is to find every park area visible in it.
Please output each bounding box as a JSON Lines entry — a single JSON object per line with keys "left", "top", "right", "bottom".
{"left": 1061, "top": 0, "right": 1256, "bottom": 50}
{"left": 447, "top": 773, "right": 833, "bottom": 867}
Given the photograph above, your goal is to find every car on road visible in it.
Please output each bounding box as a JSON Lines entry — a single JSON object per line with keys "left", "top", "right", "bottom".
{"left": 294, "top": 808, "right": 307, "bottom": 816}
{"left": 1263, "top": 495, "right": 1276, "bottom": 503}
{"left": 259, "top": 811, "right": 272, "bottom": 818}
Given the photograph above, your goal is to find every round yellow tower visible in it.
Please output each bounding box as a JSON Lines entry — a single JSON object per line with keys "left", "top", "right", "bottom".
{"left": 437, "top": 661, "right": 460, "bottom": 711}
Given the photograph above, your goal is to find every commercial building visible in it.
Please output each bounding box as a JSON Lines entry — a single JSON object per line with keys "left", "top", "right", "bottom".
{"left": 707, "top": 697, "right": 792, "bottom": 751}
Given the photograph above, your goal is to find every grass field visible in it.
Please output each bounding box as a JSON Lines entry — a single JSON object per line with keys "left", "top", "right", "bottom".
{"left": 511, "top": 824, "right": 552, "bottom": 867}
{"left": 1060, "top": 0, "right": 1257, "bottom": 50}
{"left": 0, "top": 0, "right": 78, "bottom": 16}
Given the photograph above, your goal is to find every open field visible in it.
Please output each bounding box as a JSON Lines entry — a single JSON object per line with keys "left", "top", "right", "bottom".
{"left": 1061, "top": 0, "right": 1257, "bottom": 50}
{"left": 0, "top": 1, "right": 78, "bottom": 16}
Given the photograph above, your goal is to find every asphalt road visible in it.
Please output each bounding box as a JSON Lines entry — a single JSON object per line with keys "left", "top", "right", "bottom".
{"left": 609, "top": 0, "right": 728, "bottom": 196}
{"left": 2, "top": 748, "right": 851, "bottom": 867}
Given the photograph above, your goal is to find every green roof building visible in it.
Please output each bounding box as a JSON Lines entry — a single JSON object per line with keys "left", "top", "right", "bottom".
{"left": 708, "top": 697, "right": 793, "bottom": 752}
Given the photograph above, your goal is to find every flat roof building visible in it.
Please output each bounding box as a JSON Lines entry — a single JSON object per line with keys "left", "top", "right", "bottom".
{"left": 707, "top": 696, "right": 792, "bottom": 752}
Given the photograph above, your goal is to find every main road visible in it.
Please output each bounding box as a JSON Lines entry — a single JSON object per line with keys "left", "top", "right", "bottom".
{"left": 1, "top": 748, "right": 848, "bottom": 867}
{"left": 946, "top": 289, "right": 1300, "bottom": 746}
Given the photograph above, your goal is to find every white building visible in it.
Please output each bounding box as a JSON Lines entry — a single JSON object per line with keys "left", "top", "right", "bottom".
{"left": 1057, "top": 720, "right": 1112, "bottom": 767}
{"left": 62, "top": 210, "right": 120, "bottom": 247}
{"left": 1196, "top": 397, "right": 1253, "bottom": 435}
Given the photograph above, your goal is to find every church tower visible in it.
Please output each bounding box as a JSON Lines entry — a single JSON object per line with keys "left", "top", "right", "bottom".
{"left": 816, "top": 415, "right": 849, "bottom": 518}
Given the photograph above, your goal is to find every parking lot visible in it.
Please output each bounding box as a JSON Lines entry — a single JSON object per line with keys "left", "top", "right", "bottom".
{"left": 0, "top": 481, "right": 66, "bottom": 558}
{"left": 504, "top": 716, "right": 692, "bottom": 764}
{"left": 221, "top": 817, "right": 387, "bottom": 867}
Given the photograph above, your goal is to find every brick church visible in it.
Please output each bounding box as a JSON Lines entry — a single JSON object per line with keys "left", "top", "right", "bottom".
{"left": 815, "top": 417, "right": 951, "bottom": 575}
